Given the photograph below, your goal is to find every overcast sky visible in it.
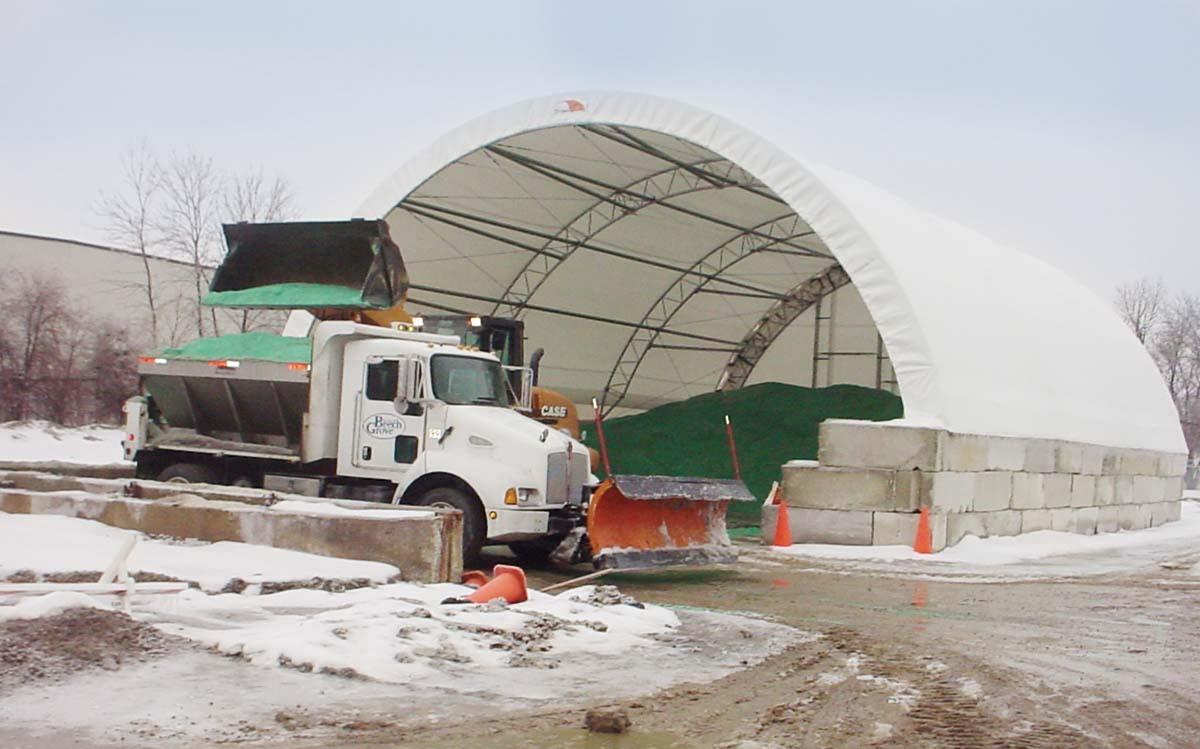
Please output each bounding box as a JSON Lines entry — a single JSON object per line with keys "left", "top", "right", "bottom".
{"left": 2, "top": 0, "right": 1196, "bottom": 299}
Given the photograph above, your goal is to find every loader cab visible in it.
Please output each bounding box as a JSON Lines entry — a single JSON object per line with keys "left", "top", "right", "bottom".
{"left": 415, "top": 315, "right": 528, "bottom": 403}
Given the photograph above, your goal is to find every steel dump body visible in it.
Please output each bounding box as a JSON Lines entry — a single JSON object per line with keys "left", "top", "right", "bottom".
{"left": 139, "top": 355, "right": 310, "bottom": 458}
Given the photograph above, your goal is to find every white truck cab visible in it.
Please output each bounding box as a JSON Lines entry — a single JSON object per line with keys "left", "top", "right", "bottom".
{"left": 126, "top": 321, "right": 590, "bottom": 563}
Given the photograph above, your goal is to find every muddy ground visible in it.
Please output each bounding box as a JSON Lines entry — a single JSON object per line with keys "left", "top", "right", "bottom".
{"left": 3, "top": 538, "right": 1199, "bottom": 749}
{"left": 0, "top": 608, "right": 185, "bottom": 695}
{"left": 277, "top": 540, "right": 1200, "bottom": 749}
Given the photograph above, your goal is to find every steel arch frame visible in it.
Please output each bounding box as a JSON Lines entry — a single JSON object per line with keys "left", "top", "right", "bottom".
{"left": 717, "top": 264, "right": 852, "bottom": 392}
{"left": 484, "top": 158, "right": 765, "bottom": 319}
{"left": 599, "top": 213, "right": 821, "bottom": 414}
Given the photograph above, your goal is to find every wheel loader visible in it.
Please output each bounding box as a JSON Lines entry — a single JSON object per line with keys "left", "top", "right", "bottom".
{"left": 143, "top": 218, "right": 753, "bottom": 568}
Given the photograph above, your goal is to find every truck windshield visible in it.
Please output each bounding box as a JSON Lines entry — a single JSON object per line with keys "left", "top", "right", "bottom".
{"left": 430, "top": 355, "right": 510, "bottom": 407}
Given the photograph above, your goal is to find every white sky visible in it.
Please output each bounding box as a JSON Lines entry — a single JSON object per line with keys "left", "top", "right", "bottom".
{"left": 1, "top": 0, "right": 1197, "bottom": 299}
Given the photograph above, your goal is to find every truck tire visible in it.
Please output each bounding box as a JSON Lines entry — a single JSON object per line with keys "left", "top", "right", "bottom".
{"left": 508, "top": 535, "right": 567, "bottom": 566}
{"left": 157, "top": 463, "right": 217, "bottom": 484}
{"left": 412, "top": 487, "right": 485, "bottom": 566}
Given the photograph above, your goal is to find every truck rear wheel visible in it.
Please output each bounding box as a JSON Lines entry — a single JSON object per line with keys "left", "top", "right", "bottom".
{"left": 412, "top": 487, "right": 485, "bottom": 566}
{"left": 157, "top": 463, "right": 217, "bottom": 484}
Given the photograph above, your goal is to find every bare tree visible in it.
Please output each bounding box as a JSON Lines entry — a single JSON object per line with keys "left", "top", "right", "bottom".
{"left": 0, "top": 271, "right": 73, "bottom": 420}
{"left": 95, "top": 144, "right": 296, "bottom": 344}
{"left": 96, "top": 141, "right": 163, "bottom": 344}
{"left": 222, "top": 168, "right": 294, "bottom": 332}
{"left": 1154, "top": 293, "right": 1200, "bottom": 453}
{"left": 223, "top": 169, "right": 292, "bottom": 224}
{"left": 1115, "top": 277, "right": 1166, "bottom": 344}
{"left": 159, "top": 151, "right": 222, "bottom": 337}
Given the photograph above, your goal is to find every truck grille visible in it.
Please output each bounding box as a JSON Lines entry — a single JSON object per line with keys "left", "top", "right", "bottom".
{"left": 547, "top": 451, "right": 587, "bottom": 505}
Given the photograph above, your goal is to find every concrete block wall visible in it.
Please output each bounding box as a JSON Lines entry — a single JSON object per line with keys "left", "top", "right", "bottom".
{"left": 766, "top": 420, "right": 1187, "bottom": 550}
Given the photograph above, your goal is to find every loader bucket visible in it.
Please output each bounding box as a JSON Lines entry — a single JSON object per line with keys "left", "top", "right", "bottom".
{"left": 586, "top": 475, "right": 756, "bottom": 569}
{"left": 204, "top": 219, "right": 408, "bottom": 310}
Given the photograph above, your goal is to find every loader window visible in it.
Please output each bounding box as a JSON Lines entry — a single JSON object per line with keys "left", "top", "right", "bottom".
{"left": 430, "top": 355, "right": 510, "bottom": 407}
{"left": 365, "top": 360, "right": 399, "bottom": 401}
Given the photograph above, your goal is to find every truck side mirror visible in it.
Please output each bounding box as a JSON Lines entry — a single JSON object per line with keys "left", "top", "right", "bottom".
{"left": 392, "top": 361, "right": 410, "bottom": 414}
{"left": 406, "top": 359, "right": 427, "bottom": 401}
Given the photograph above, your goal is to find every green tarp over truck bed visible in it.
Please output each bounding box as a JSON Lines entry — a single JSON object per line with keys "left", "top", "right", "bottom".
{"left": 159, "top": 332, "right": 312, "bottom": 364}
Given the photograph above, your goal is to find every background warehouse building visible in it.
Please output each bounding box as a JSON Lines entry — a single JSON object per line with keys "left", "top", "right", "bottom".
{"left": 358, "top": 91, "right": 1188, "bottom": 547}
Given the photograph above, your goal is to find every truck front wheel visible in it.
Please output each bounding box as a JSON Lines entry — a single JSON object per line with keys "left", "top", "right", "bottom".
{"left": 412, "top": 487, "right": 485, "bottom": 566}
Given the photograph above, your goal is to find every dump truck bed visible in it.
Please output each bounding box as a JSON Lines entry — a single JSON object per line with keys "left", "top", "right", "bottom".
{"left": 139, "top": 333, "right": 312, "bottom": 456}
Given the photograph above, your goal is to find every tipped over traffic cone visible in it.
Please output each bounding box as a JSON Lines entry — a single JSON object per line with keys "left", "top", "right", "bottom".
{"left": 913, "top": 507, "right": 933, "bottom": 554}
{"left": 771, "top": 487, "right": 792, "bottom": 548}
{"left": 461, "top": 570, "right": 490, "bottom": 588}
{"left": 467, "top": 564, "right": 528, "bottom": 604}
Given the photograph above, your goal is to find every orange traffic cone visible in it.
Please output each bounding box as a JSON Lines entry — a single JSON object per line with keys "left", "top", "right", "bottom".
{"left": 771, "top": 487, "right": 792, "bottom": 547}
{"left": 461, "top": 570, "right": 490, "bottom": 588}
{"left": 466, "top": 564, "right": 528, "bottom": 604}
{"left": 913, "top": 507, "right": 933, "bottom": 554}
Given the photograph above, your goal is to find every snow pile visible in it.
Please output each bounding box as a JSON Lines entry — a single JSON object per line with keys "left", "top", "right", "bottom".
{"left": 0, "top": 591, "right": 105, "bottom": 622}
{"left": 764, "top": 501, "right": 1200, "bottom": 566}
{"left": 148, "top": 583, "right": 680, "bottom": 697}
{"left": 0, "top": 512, "right": 399, "bottom": 591}
{"left": 0, "top": 421, "right": 126, "bottom": 465}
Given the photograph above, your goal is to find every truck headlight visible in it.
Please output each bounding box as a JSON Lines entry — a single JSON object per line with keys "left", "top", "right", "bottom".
{"left": 517, "top": 488, "right": 540, "bottom": 506}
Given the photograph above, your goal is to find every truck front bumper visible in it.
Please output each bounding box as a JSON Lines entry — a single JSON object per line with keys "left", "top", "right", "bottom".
{"left": 484, "top": 506, "right": 584, "bottom": 543}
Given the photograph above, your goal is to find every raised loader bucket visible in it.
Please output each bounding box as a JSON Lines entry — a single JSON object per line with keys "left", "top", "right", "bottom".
{"left": 204, "top": 219, "right": 408, "bottom": 310}
{"left": 586, "top": 474, "right": 756, "bottom": 569}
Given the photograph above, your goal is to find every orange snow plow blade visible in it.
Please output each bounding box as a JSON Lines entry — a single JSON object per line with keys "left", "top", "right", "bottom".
{"left": 586, "top": 475, "right": 755, "bottom": 569}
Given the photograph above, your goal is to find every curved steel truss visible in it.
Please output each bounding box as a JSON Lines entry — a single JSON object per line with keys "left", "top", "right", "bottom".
{"left": 716, "top": 263, "right": 851, "bottom": 392}
{"left": 599, "top": 213, "right": 821, "bottom": 414}
{"left": 486, "top": 159, "right": 770, "bottom": 318}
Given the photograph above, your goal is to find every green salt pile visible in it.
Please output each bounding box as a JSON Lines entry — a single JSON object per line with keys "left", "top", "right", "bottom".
{"left": 584, "top": 382, "right": 903, "bottom": 526}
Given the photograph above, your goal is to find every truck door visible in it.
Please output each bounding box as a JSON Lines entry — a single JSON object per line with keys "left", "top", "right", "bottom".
{"left": 352, "top": 356, "right": 424, "bottom": 472}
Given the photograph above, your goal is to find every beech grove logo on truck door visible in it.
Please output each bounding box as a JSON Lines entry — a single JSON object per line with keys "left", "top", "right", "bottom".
{"left": 363, "top": 413, "right": 404, "bottom": 438}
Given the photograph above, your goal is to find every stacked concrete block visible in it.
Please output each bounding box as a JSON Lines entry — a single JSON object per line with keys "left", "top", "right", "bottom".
{"left": 766, "top": 419, "right": 1188, "bottom": 550}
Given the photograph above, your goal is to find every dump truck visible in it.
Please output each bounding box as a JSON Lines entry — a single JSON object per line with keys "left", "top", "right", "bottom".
{"left": 124, "top": 219, "right": 752, "bottom": 568}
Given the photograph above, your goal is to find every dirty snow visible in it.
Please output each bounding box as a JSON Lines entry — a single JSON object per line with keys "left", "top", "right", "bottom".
{"left": 765, "top": 501, "right": 1200, "bottom": 567}
{"left": 141, "top": 582, "right": 684, "bottom": 698}
{"left": 0, "top": 421, "right": 126, "bottom": 464}
{"left": 0, "top": 512, "right": 399, "bottom": 591}
{"left": 0, "top": 591, "right": 104, "bottom": 622}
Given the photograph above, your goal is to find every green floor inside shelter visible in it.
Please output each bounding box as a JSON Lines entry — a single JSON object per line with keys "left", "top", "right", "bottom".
{"left": 583, "top": 382, "right": 903, "bottom": 527}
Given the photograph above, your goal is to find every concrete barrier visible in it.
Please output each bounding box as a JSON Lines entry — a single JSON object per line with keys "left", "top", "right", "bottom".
{"left": 0, "top": 477, "right": 462, "bottom": 583}
{"left": 767, "top": 420, "right": 1187, "bottom": 549}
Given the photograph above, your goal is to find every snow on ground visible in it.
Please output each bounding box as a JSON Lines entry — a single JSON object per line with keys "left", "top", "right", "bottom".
{"left": 753, "top": 501, "right": 1200, "bottom": 580}
{"left": 142, "top": 582, "right": 686, "bottom": 699}
{"left": 0, "top": 514, "right": 803, "bottom": 745}
{"left": 0, "top": 591, "right": 104, "bottom": 622}
{"left": 0, "top": 421, "right": 127, "bottom": 464}
{"left": 0, "top": 510, "right": 799, "bottom": 705}
{"left": 0, "top": 512, "right": 399, "bottom": 591}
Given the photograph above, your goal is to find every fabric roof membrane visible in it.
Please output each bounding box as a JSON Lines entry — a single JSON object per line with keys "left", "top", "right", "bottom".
{"left": 356, "top": 92, "right": 1184, "bottom": 454}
